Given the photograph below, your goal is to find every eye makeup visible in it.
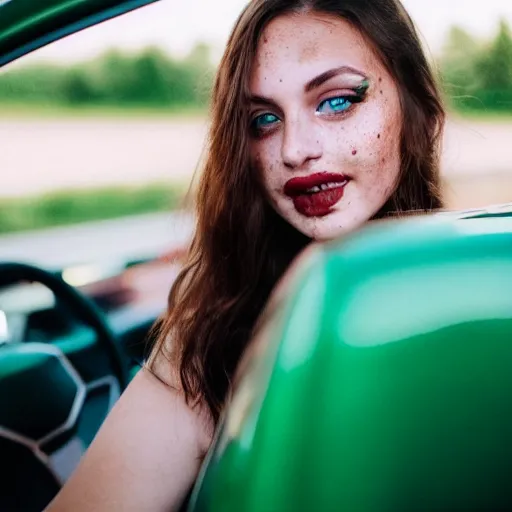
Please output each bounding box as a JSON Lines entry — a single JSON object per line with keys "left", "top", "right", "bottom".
{"left": 353, "top": 78, "right": 370, "bottom": 98}
{"left": 314, "top": 76, "right": 370, "bottom": 120}
{"left": 312, "top": 70, "right": 371, "bottom": 115}
{"left": 248, "top": 74, "right": 370, "bottom": 135}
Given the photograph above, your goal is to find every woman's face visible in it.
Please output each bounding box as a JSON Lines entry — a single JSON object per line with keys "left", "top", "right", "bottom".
{"left": 248, "top": 11, "right": 402, "bottom": 241}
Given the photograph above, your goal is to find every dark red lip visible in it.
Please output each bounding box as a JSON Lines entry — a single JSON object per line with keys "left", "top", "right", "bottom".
{"left": 284, "top": 172, "right": 350, "bottom": 218}
{"left": 284, "top": 172, "right": 349, "bottom": 196}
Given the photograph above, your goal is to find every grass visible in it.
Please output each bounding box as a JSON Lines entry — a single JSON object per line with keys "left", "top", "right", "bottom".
{"left": 0, "top": 102, "right": 209, "bottom": 120}
{"left": 0, "top": 181, "right": 189, "bottom": 235}
{"left": 448, "top": 109, "right": 512, "bottom": 123}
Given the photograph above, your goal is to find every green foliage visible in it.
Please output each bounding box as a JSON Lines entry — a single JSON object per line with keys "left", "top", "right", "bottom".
{"left": 477, "top": 20, "right": 512, "bottom": 90}
{"left": 1, "top": 21, "right": 511, "bottom": 116}
{"left": 0, "top": 42, "right": 214, "bottom": 109}
{"left": 439, "top": 26, "right": 480, "bottom": 92}
{"left": 0, "top": 182, "right": 186, "bottom": 234}
{"left": 440, "top": 19, "right": 512, "bottom": 113}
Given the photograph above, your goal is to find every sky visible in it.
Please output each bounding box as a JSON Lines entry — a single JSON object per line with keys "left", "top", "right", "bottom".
{"left": 20, "top": 0, "right": 512, "bottom": 64}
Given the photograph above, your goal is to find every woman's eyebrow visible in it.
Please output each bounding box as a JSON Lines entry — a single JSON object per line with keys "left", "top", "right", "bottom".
{"left": 304, "top": 65, "right": 367, "bottom": 93}
{"left": 249, "top": 94, "right": 276, "bottom": 106}
{"left": 248, "top": 65, "right": 366, "bottom": 106}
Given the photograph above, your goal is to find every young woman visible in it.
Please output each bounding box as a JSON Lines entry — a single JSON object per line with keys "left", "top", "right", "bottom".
{"left": 46, "top": 0, "right": 445, "bottom": 510}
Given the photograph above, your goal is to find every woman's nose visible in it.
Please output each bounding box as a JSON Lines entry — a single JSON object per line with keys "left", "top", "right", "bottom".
{"left": 281, "top": 118, "right": 322, "bottom": 169}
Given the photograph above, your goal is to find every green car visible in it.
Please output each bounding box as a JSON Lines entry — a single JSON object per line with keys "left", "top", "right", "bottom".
{"left": 1, "top": 1, "right": 512, "bottom": 511}
{"left": 189, "top": 206, "right": 512, "bottom": 511}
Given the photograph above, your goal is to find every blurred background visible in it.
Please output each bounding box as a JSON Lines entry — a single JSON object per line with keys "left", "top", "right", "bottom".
{"left": 1, "top": 0, "right": 512, "bottom": 318}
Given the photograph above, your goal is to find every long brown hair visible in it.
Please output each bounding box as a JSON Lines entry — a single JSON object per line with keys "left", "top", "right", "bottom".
{"left": 148, "top": 0, "right": 445, "bottom": 424}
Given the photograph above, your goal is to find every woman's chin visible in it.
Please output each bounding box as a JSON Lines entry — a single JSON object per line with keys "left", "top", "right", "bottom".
{"left": 290, "top": 214, "right": 357, "bottom": 242}
{"left": 274, "top": 201, "right": 372, "bottom": 241}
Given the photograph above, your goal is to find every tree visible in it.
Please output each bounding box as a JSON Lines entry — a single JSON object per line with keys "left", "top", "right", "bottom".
{"left": 61, "top": 68, "right": 95, "bottom": 104}
{"left": 439, "top": 20, "right": 512, "bottom": 113}
{"left": 183, "top": 42, "right": 215, "bottom": 104}
{"left": 439, "top": 25, "right": 481, "bottom": 94}
{"left": 0, "top": 43, "right": 216, "bottom": 109}
{"left": 476, "top": 19, "right": 512, "bottom": 90}
{"left": 186, "top": 42, "right": 212, "bottom": 69}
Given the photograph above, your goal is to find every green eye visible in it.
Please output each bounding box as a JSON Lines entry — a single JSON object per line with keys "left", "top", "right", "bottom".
{"left": 252, "top": 113, "right": 279, "bottom": 130}
{"left": 317, "top": 97, "right": 353, "bottom": 114}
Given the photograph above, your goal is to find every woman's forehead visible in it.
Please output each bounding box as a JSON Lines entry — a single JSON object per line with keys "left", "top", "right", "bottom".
{"left": 251, "top": 12, "right": 381, "bottom": 90}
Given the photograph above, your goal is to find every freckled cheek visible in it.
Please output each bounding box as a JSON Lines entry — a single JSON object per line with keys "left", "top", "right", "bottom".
{"left": 249, "top": 147, "right": 262, "bottom": 176}
{"left": 324, "top": 129, "right": 381, "bottom": 172}
{"left": 352, "top": 140, "right": 399, "bottom": 185}
{"left": 353, "top": 110, "right": 399, "bottom": 171}
{"left": 320, "top": 125, "right": 353, "bottom": 163}
{"left": 253, "top": 141, "right": 283, "bottom": 185}
{"left": 325, "top": 105, "right": 389, "bottom": 153}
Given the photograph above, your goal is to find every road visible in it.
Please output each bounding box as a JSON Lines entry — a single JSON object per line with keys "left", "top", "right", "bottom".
{"left": 1, "top": 115, "right": 512, "bottom": 205}
{"left": 441, "top": 117, "right": 512, "bottom": 208}
{"left": 442, "top": 117, "right": 512, "bottom": 176}
{"left": 0, "top": 116, "right": 209, "bottom": 197}
{"left": 0, "top": 211, "right": 194, "bottom": 271}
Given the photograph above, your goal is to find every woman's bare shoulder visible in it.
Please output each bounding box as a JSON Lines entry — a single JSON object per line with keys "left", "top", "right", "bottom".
{"left": 145, "top": 345, "right": 215, "bottom": 453}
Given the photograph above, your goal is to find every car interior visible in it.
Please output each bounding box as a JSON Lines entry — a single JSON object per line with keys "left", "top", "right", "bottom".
{"left": 0, "top": 1, "right": 176, "bottom": 509}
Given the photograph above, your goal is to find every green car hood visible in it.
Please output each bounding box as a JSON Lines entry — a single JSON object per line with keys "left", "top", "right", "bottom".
{"left": 0, "top": 0, "right": 159, "bottom": 67}
{"left": 190, "top": 206, "right": 512, "bottom": 511}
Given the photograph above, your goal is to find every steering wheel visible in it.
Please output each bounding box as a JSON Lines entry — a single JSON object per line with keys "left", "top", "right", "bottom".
{"left": 0, "top": 262, "right": 130, "bottom": 512}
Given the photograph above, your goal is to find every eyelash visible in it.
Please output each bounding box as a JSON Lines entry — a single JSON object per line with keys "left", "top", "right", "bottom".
{"left": 250, "top": 94, "right": 358, "bottom": 136}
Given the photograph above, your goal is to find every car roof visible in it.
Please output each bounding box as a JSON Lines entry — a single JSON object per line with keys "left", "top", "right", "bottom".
{"left": 0, "top": 0, "right": 159, "bottom": 67}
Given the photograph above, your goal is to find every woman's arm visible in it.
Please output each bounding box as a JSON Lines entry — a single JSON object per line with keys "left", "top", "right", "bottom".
{"left": 45, "top": 367, "right": 213, "bottom": 512}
